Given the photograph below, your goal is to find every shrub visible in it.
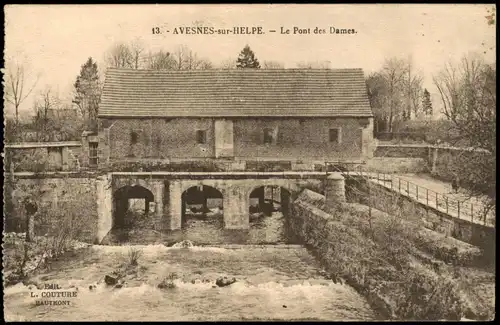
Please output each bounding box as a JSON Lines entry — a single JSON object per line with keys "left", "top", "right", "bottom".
{"left": 127, "top": 247, "right": 143, "bottom": 266}
{"left": 157, "top": 272, "right": 178, "bottom": 289}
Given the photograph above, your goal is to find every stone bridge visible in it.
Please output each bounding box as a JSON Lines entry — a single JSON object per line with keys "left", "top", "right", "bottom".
{"left": 96, "top": 172, "right": 346, "bottom": 243}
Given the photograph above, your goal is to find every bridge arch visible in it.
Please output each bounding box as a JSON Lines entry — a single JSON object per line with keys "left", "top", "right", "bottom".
{"left": 248, "top": 185, "right": 292, "bottom": 218}
{"left": 113, "top": 185, "right": 154, "bottom": 230}
{"left": 181, "top": 185, "right": 224, "bottom": 227}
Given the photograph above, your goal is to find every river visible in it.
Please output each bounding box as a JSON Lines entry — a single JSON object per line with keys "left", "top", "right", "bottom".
{"left": 3, "top": 212, "right": 378, "bottom": 321}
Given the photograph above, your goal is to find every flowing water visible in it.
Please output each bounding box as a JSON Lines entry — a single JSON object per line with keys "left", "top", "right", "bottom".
{"left": 4, "top": 211, "right": 378, "bottom": 321}
{"left": 3, "top": 245, "right": 377, "bottom": 321}
{"left": 105, "top": 210, "right": 299, "bottom": 245}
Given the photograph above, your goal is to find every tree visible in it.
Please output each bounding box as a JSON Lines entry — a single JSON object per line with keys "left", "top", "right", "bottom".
{"left": 366, "top": 58, "right": 409, "bottom": 133}
{"left": 146, "top": 50, "right": 175, "bottom": 70}
{"left": 73, "top": 57, "right": 101, "bottom": 129}
{"left": 4, "top": 60, "right": 40, "bottom": 125}
{"left": 263, "top": 61, "right": 284, "bottom": 69}
{"left": 236, "top": 45, "right": 260, "bottom": 69}
{"left": 105, "top": 43, "right": 134, "bottom": 68}
{"left": 422, "top": 88, "right": 433, "bottom": 116}
{"left": 403, "top": 56, "right": 424, "bottom": 119}
{"left": 130, "top": 39, "right": 145, "bottom": 69}
{"left": 33, "top": 87, "right": 55, "bottom": 141}
{"left": 146, "top": 45, "right": 212, "bottom": 70}
{"left": 219, "top": 58, "right": 236, "bottom": 69}
{"left": 433, "top": 54, "right": 496, "bottom": 220}
{"left": 296, "top": 60, "right": 331, "bottom": 69}
{"left": 105, "top": 39, "right": 144, "bottom": 69}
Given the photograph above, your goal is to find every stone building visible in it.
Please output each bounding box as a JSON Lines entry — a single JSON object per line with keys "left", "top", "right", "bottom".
{"left": 7, "top": 68, "right": 375, "bottom": 244}
{"left": 92, "top": 68, "right": 375, "bottom": 168}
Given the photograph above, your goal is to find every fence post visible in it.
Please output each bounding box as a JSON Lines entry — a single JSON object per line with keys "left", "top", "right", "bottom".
{"left": 416, "top": 186, "right": 419, "bottom": 200}
{"left": 436, "top": 192, "right": 438, "bottom": 209}
{"left": 457, "top": 201, "right": 460, "bottom": 219}
{"left": 471, "top": 204, "right": 474, "bottom": 223}
{"left": 426, "top": 188, "right": 429, "bottom": 205}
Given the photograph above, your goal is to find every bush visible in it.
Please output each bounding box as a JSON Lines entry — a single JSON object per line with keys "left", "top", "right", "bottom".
{"left": 157, "top": 272, "right": 178, "bottom": 289}
{"left": 292, "top": 189, "right": 471, "bottom": 320}
{"left": 127, "top": 247, "right": 143, "bottom": 266}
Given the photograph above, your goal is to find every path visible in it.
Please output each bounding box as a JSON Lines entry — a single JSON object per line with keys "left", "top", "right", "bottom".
{"left": 340, "top": 171, "right": 495, "bottom": 228}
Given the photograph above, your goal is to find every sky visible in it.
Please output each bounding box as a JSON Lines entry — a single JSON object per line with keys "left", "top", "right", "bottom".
{"left": 3, "top": 4, "right": 496, "bottom": 118}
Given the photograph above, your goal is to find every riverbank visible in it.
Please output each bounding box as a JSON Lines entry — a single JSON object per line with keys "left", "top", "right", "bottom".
{"left": 290, "top": 189, "right": 495, "bottom": 321}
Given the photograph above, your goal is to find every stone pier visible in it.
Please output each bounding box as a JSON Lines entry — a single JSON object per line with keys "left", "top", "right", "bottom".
{"left": 325, "top": 172, "right": 346, "bottom": 211}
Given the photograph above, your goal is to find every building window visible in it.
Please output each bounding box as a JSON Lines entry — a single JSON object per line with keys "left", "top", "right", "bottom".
{"left": 263, "top": 128, "right": 274, "bottom": 144}
{"left": 130, "top": 132, "right": 139, "bottom": 144}
{"left": 89, "top": 142, "right": 98, "bottom": 167}
{"left": 196, "top": 130, "right": 207, "bottom": 144}
{"left": 329, "top": 128, "right": 341, "bottom": 144}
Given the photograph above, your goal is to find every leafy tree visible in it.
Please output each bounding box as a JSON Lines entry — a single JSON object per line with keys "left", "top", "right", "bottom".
{"left": 422, "top": 88, "right": 433, "bottom": 116}
{"left": 236, "top": 45, "right": 260, "bottom": 69}
{"left": 73, "top": 57, "right": 101, "bottom": 129}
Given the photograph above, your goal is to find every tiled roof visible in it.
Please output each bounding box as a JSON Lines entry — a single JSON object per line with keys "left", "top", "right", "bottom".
{"left": 98, "top": 68, "right": 373, "bottom": 118}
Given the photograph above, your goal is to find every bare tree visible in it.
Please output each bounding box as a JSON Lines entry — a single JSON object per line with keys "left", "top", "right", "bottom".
{"left": 33, "top": 87, "right": 54, "bottom": 141}
{"left": 381, "top": 58, "right": 408, "bottom": 132}
{"left": 219, "top": 58, "right": 236, "bottom": 69}
{"left": 130, "top": 38, "right": 145, "bottom": 69}
{"left": 170, "top": 45, "right": 213, "bottom": 70}
{"left": 433, "top": 54, "right": 496, "bottom": 221}
{"left": 296, "top": 60, "right": 331, "bottom": 69}
{"left": 433, "top": 54, "right": 495, "bottom": 152}
{"left": 404, "top": 56, "right": 424, "bottom": 119}
{"left": 366, "top": 58, "right": 408, "bottom": 133}
{"left": 105, "top": 43, "right": 134, "bottom": 68}
{"left": 146, "top": 50, "right": 175, "bottom": 70}
{"left": 4, "top": 61, "right": 40, "bottom": 125}
{"left": 263, "top": 61, "right": 285, "bottom": 69}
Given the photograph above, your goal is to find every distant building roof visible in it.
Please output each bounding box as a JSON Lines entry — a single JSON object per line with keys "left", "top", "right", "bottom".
{"left": 99, "top": 68, "right": 373, "bottom": 118}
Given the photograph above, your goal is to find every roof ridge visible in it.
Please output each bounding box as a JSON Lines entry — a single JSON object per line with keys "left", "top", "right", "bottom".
{"left": 105, "top": 67, "right": 364, "bottom": 73}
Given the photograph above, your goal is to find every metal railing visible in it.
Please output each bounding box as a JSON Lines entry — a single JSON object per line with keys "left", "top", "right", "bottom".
{"left": 325, "top": 162, "right": 493, "bottom": 227}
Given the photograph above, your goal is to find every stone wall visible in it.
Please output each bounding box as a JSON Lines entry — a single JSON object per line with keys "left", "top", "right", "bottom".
{"left": 233, "top": 117, "right": 373, "bottom": 160}
{"left": 5, "top": 146, "right": 79, "bottom": 172}
{"left": 363, "top": 157, "right": 428, "bottom": 174}
{"left": 6, "top": 175, "right": 99, "bottom": 243}
{"left": 289, "top": 189, "right": 488, "bottom": 320}
{"left": 99, "top": 117, "right": 374, "bottom": 163}
{"left": 345, "top": 177, "right": 495, "bottom": 250}
{"left": 373, "top": 144, "right": 492, "bottom": 183}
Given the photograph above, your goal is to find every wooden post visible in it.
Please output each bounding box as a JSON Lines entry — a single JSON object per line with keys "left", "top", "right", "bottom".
{"left": 457, "top": 201, "right": 460, "bottom": 219}
{"left": 426, "top": 188, "right": 429, "bottom": 205}
{"left": 471, "top": 204, "right": 474, "bottom": 223}
{"left": 416, "top": 186, "right": 419, "bottom": 200}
